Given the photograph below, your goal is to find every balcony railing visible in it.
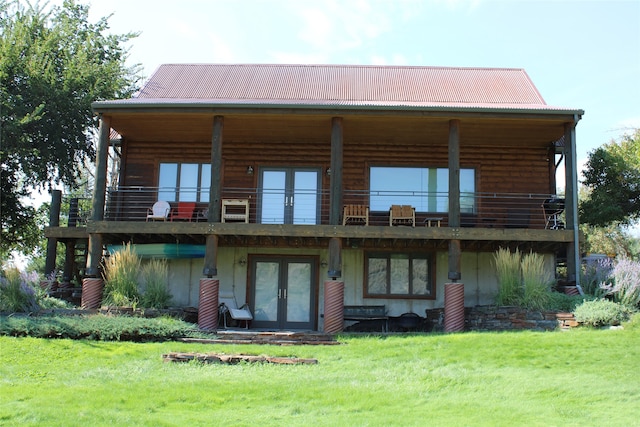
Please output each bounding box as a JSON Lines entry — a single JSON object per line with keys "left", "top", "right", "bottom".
{"left": 64, "top": 187, "right": 564, "bottom": 230}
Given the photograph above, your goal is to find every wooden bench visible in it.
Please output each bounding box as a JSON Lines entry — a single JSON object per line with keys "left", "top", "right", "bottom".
{"left": 343, "top": 305, "right": 388, "bottom": 332}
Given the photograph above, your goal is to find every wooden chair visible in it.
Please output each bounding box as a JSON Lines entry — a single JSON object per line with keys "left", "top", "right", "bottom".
{"left": 146, "top": 201, "right": 170, "bottom": 221}
{"left": 221, "top": 199, "right": 249, "bottom": 223}
{"left": 171, "top": 202, "right": 196, "bottom": 222}
{"left": 389, "top": 205, "right": 415, "bottom": 227}
{"left": 342, "top": 204, "right": 369, "bottom": 226}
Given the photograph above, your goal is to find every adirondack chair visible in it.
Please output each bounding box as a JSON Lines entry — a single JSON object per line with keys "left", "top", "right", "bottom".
{"left": 171, "top": 202, "right": 196, "bottom": 222}
{"left": 146, "top": 201, "right": 171, "bottom": 221}
{"left": 389, "top": 205, "right": 415, "bottom": 227}
{"left": 342, "top": 204, "right": 369, "bottom": 226}
{"left": 219, "top": 291, "right": 253, "bottom": 329}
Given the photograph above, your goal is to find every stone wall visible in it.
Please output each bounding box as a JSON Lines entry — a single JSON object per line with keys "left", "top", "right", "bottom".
{"left": 426, "top": 306, "right": 577, "bottom": 332}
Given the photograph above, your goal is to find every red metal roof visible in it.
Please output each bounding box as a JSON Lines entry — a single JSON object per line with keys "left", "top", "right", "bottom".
{"left": 137, "top": 64, "right": 546, "bottom": 106}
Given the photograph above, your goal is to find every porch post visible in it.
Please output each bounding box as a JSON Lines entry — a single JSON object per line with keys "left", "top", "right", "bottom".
{"left": 564, "top": 119, "right": 582, "bottom": 294}
{"left": 329, "top": 117, "right": 343, "bottom": 225}
{"left": 208, "top": 115, "right": 223, "bottom": 223}
{"left": 82, "top": 114, "right": 110, "bottom": 308}
{"left": 448, "top": 119, "right": 461, "bottom": 282}
{"left": 44, "top": 190, "right": 61, "bottom": 278}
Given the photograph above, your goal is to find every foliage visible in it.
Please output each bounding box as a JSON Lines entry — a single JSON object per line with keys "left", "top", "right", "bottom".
{"left": 623, "top": 312, "right": 640, "bottom": 330}
{"left": 139, "top": 259, "right": 172, "bottom": 309}
{"left": 0, "top": 268, "right": 38, "bottom": 312}
{"left": 520, "top": 251, "right": 553, "bottom": 310}
{"left": 599, "top": 258, "right": 640, "bottom": 307}
{"left": 580, "top": 129, "right": 640, "bottom": 227}
{"left": 581, "top": 256, "right": 613, "bottom": 296}
{"left": 493, "top": 247, "right": 522, "bottom": 306}
{"left": 573, "top": 298, "right": 636, "bottom": 327}
{"left": 580, "top": 223, "right": 639, "bottom": 260}
{"left": 102, "top": 244, "right": 140, "bottom": 307}
{"left": 545, "top": 291, "right": 590, "bottom": 312}
{"left": 0, "top": 0, "right": 141, "bottom": 255}
{"left": 0, "top": 314, "right": 201, "bottom": 341}
{"left": 0, "top": 267, "right": 70, "bottom": 312}
{"left": 2, "top": 330, "right": 640, "bottom": 426}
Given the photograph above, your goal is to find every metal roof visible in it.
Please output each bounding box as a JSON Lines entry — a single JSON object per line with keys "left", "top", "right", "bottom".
{"left": 93, "top": 64, "right": 583, "bottom": 115}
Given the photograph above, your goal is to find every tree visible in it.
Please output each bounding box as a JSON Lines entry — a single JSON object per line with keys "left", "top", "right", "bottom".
{"left": 580, "top": 129, "right": 640, "bottom": 227}
{"left": 0, "top": 0, "right": 141, "bottom": 257}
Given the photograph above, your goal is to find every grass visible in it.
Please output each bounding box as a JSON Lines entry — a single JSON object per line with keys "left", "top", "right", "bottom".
{"left": 1, "top": 326, "right": 639, "bottom": 426}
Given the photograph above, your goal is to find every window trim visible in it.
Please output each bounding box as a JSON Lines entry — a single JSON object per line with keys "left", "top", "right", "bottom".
{"left": 364, "top": 251, "right": 436, "bottom": 300}
{"left": 158, "top": 162, "right": 211, "bottom": 203}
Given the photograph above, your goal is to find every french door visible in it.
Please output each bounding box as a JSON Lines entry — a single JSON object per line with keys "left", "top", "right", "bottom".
{"left": 259, "top": 168, "right": 321, "bottom": 224}
{"left": 250, "top": 257, "right": 317, "bottom": 330}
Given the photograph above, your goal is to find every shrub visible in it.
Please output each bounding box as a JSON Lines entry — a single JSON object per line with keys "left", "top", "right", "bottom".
{"left": 0, "top": 314, "right": 203, "bottom": 341}
{"left": 581, "top": 257, "right": 613, "bottom": 296}
{"left": 102, "top": 244, "right": 141, "bottom": 307}
{"left": 521, "top": 252, "right": 553, "bottom": 310}
{"left": 573, "top": 299, "right": 636, "bottom": 327}
{"left": 546, "top": 291, "right": 588, "bottom": 312}
{"left": 0, "top": 268, "right": 38, "bottom": 312}
{"left": 599, "top": 259, "right": 640, "bottom": 308}
{"left": 494, "top": 248, "right": 522, "bottom": 306}
{"left": 140, "top": 259, "right": 172, "bottom": 309}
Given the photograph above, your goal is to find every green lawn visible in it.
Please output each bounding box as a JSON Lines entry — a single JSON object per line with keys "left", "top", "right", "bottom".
{"left": 1, "top": 328, "right": 639, "bottom": 426}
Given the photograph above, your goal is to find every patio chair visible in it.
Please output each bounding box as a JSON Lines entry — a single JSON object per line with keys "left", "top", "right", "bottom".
{"left": 343, "top": 204, "right": 369, "bottom": 226}
{"left": 389, "top": 205, "right": 415, "bottom": 227}
{"left": 146, "top": 201, "right": 171, "bottom": 221}
{"left": 171, "top": 202, "right": 196, "bottom": 222}
{"left": 542, "top": 197, "right": 565, "bottom": 229}
{"left": 219, "top": 291, "right": 253, "bottom": 329}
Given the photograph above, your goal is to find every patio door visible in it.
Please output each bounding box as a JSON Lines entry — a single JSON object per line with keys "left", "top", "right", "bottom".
{"left": 250, "top": 257, "right": 317, "bottom": 330}
{"left": 259, "top": 168, "right": 321, "bottom": 224}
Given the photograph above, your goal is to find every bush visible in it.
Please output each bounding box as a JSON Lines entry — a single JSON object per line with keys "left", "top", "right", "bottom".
{"left": 521, "top": 252, "right": 553, "bottom": 310}
{"left": 0, "top": 314, "right": 203, "bottom": 341}
{"left": 102, "top": 244, "right": 141, "bottom": 307}
{"left": 140, "top": 259, "right": 172, "bottom": 309}
{"left": 573, "top": 299, "right": 636, "bottom": 327}
{"left": 546, "top": 292, "right": 589, "bottom": 312}
{"left": 599, "top": 259, "right": 640, "bottom": 307}
{"left": 494, "top": 248, "right": 522, "bottom": 306}
{"left": 0, "top": 268, "right": 70, "bottom": 313}
{"left": 581, "top": 257, "right": 613, "bottom": 296}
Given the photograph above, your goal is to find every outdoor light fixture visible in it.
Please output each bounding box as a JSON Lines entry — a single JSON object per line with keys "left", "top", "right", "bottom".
{"left": 326, "top": 167, "right": 331, "bottom": 176}
{"left": 237, "top": 257, "right": 247, "bottom": 267}
{"left": 246, "top": 166, "right": 254, "bottom": 175}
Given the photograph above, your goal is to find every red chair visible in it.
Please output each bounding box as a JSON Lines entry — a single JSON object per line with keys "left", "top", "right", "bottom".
{"left": 171, "top": 202, "right": 196, "bottom": 222}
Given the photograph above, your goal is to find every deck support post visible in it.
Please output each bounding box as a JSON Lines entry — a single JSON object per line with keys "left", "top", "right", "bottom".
{"left": 327, "top": 237, "right": 342, "bottom": 279}
{"left": 208, "top": 115, "right": 224, "bottom": 223}
{"left": 203, "top": 234, "right": 218, "bottom": 277}
{"left": 44, "top": 190, "right": 61, "bottom": 278}
{"left": 564, "top": 119, "right": 582, "bottom": 294}
{"left": 329, "top": 117, "right": 343, "bottom": 225}
{"left": 323, "top": 279, "right": 344, "bottom": 333}
{"left": 448, "top": 119, "right": 462, "bottom": 282}
{"left": 198, "top": 278, "right": 219, "bottom": 330}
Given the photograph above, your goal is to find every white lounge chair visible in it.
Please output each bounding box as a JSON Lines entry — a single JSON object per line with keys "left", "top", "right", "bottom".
{"left": 219, "top": 291, "right": 253, "bottom": 329}
{"left": 146, "top": 201, "right": 171, "bottom": 221}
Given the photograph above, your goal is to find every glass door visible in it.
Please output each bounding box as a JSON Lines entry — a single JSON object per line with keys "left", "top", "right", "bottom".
{"left": 259, "top": 168, "right": 320, "bottom": 224}
{"left": 250, "top": 257, "right": 317, "bottom": 330}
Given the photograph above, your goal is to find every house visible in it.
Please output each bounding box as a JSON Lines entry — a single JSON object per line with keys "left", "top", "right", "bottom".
{"left": 44, "top": 64, "right": 583, "bottom": 331}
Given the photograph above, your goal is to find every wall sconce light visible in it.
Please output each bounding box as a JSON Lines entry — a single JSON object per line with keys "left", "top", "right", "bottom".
{"left": 320, "top": 259, "right": 328, "bottom": 268}
{"left": 237, "top": 257, "right": 247, "bottom": 267}
{"left": 326, "top": 167, "right": 331, "bottom": 177}
{"left": 246, "top": 166, "right": 254, "bottom": 176}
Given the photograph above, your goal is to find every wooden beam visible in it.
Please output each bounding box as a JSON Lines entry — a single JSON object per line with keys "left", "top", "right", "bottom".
{"left": 203, "top": 234, "right": 218, "bottom": 277}
{"left": 208, "top": 115, "right": 223, "bottom": 222}
{"left": 329, "top": 117, "right": 343, "bottom": 225}
{"left": 448, "top": 119, "right": 461, "bottom": 281}
{"left": 328, "top": 237, "right": 342, "bottom": 279}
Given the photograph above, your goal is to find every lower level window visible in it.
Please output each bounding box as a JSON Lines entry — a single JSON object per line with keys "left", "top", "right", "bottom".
{"left": 365, "top": 252, "right": 434, "bottom": 299}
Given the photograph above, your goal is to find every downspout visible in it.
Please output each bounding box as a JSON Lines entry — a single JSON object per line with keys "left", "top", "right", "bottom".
{"left": 570, "top": 113, "right": 583, "bottom": 295}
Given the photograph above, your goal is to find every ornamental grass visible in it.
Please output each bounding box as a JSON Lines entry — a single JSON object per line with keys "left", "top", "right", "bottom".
{"left": 102, "top": 243, "right": 141, "bottom": 307}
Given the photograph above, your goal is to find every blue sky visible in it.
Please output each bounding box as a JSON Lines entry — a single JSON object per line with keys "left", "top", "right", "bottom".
{"left": 73, "top": 0, "right": 639, "bottom": 167}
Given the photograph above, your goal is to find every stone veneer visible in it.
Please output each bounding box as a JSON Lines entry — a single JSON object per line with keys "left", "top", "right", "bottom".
{"left": 426, "top": 306, "right": 578, "bottom": 332}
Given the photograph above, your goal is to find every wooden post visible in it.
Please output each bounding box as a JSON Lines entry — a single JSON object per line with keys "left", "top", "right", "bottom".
{"left": 564, "top": 120, "right": 582, "bottom": 293}
{"left": 327, "top": 237, "right": 342, "bottom": 279}
{"left": 44, "top": 190, "right": 61, "bottom": 277}
{"left": 208, "top": 115, "right": 223, "bottom": 223}
{"left": 448, "top": 119, "right": 461, "bottom": 282}
{"left": 85, "top": 115, "right": 110, "bottom": 277}
{"left": 203, "top": 234, "right": 218, "bottom": 277}
{"left": 329, "top": 117, "right": 343, "bottom": 225}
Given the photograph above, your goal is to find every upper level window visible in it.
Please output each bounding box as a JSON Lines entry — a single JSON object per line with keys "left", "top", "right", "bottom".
{"left": 158, "top": 163, "right": 211, "bottom": 202}
{"left": 369, "top": 167, "right": 475, "bottom": 213}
